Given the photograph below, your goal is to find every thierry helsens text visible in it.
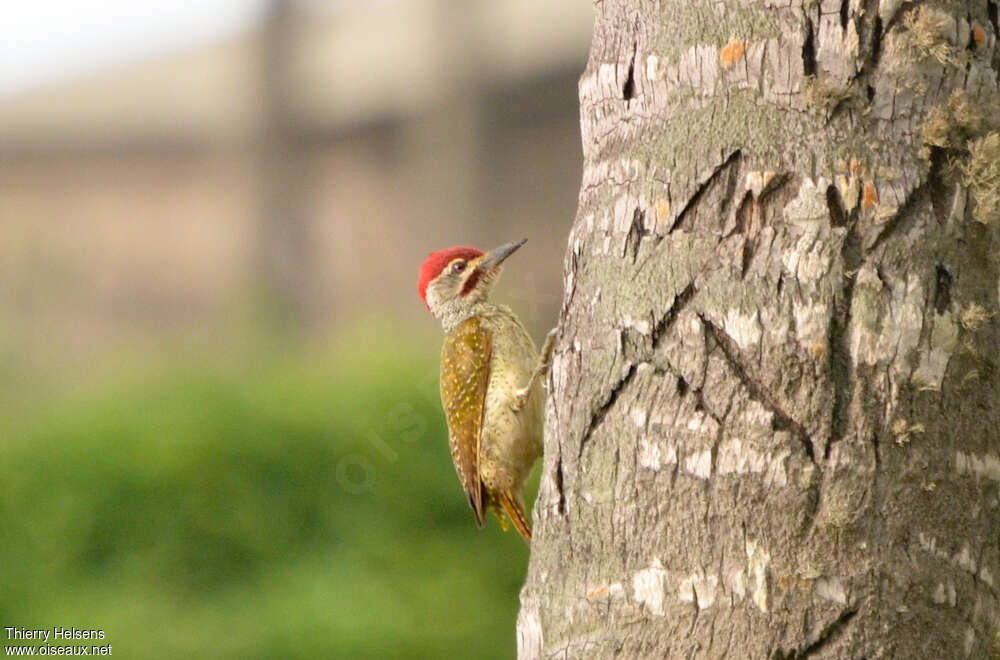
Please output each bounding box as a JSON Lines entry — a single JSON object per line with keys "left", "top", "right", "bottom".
{"left": 6, "top": 628, "right": 105, "bottom": 642}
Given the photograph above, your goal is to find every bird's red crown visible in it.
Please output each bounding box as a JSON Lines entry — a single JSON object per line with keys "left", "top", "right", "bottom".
{"left": 418, "top": 246, "right": 484, "bottom": 309}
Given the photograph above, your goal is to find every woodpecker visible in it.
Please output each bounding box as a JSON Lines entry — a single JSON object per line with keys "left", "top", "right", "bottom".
{"left": 418, "top": 238, "right": 553, "bottom": 542}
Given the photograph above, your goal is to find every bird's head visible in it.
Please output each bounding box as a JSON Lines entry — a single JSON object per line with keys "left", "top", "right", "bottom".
{"left": 418, "top": 238, "right": 526, "bottom": 324}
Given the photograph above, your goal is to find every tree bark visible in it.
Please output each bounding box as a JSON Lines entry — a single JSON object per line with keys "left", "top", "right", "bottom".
{"left": 519, "top": 0, "right": 1000, "bottom": 657}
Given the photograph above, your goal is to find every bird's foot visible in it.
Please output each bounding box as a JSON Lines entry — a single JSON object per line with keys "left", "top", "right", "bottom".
{"left": 511, "top": 387, "right": 530, "bottom": 413}
{"left": 511, "top": 327, "right": 558, "bottom": 414}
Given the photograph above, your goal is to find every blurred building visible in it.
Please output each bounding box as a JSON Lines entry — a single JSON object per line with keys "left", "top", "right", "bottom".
{"left": 0, "top": 0, "right": 590, "bottom": 362}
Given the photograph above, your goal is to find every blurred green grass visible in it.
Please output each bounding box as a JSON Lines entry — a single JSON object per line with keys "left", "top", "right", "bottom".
{"left": 0, "top": 327, "right": 534, "bottom": 658}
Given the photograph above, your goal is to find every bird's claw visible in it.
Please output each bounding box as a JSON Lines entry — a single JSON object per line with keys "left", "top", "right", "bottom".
{"left": 511, "top": 387, "right": 530, "bottom": 413}
{"left": 511, "top": 327, "right": 558, "bottom": 414}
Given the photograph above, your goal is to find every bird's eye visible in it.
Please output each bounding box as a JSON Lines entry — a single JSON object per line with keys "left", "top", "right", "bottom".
{"left": 452, "top": 261, "right": 466, "bottom": 274}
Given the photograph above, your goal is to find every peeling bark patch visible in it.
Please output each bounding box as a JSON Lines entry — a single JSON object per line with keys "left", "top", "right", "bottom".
{"left": 716, "top": 438, "right": 790, "bottom": 486}
{"left": 814, "top": 576, "right": 848, "bottom": 605}
{"left": 802, "top": 17, "right": 817, "bottom": 76}
{"left": 935, "top": 265, "right": 952, "bottom": 314}
{"left": 633, "top": 559, "right": 668, "bottom": 616}
{"left": 639, "top": 437, "right": 677, "bottom": 471}
{"left": 786, "top": 176, "right": 832, "bottom": 225}
{"left": 678, "top": 572, "right": 719, "bottom": 609}
{"left": 745, "top": 539, "right": 771, "bottom": 613}
{"left": 623, "top": 42, "right": 637, "bottom": 101}
{"left": 685, "top": 448, "right": 713, "bottom": 479}
{"left": 955, "top": 451, "right": 1000, "bottom": 483}
{"left": 645, "top": 54, "right": 661, "bottom": 80}
{"left": 722, "top": 307, "right": 763, "bottom": 351}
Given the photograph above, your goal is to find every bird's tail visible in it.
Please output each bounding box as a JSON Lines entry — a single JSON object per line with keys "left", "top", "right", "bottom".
{"left": 499, "top": 491, "right": 532, "bottom": 543}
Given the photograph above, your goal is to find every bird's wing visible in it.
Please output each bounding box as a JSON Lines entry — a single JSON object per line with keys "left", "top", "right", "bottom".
{"left": 440, "top": 316, "right": 492, "bottom": 527}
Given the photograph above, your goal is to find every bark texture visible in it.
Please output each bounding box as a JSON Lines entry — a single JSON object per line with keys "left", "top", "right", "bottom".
{"left": 519, "top": 0, "right": 1000, "bottom": 657}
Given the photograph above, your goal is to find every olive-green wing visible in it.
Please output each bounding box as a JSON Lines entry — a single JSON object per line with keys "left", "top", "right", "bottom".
{"left": 440, "top": 316, "right": 492, "bottom": 528}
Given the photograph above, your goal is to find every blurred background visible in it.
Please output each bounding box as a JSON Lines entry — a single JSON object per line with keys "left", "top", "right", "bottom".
{"left": 0, "top": 1, "right": 589, "bottom": 657}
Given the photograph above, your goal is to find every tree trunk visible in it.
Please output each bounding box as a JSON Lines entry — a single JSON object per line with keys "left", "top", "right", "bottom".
{"left": 519, "top": 0, "right": 1000, "bottom": 657}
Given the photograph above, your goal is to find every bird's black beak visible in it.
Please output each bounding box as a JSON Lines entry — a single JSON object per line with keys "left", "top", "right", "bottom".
{"left": 478, "top": 238, "right": 527, "bottom": 272}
